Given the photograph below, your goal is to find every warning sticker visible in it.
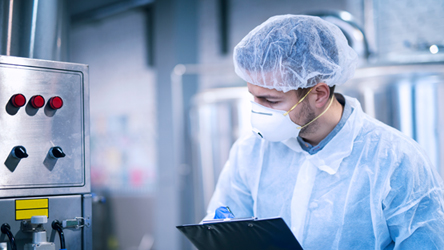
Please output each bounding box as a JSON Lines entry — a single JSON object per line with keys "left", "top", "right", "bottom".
{"left": 15, "top": 199, "right": 49, "bottom": 220}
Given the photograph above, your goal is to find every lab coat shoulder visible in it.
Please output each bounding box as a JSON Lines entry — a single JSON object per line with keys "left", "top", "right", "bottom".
{"left": 356, "top": 111, "right": 443, "bottom": 192}
{"left": 356, "top": 111, "right": 444, "bottom": 248}
{"left": 356, "top": 109, "right": 434, "bottom": 169}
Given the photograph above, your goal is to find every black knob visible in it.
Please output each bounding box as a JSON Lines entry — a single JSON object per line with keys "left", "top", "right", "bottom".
{"left": 49, "top": 146, "right": 65, "bottom": 158}
{"left": 11, "top": 146, "right": 28, "bottom": 159}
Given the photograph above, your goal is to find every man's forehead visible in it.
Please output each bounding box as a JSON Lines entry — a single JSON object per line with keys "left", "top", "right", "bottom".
{"left": 247, "top": 82, "right": 293, "bottom": 97}
{"left": 244, "top": 70, "right": 300, "bottom": 96}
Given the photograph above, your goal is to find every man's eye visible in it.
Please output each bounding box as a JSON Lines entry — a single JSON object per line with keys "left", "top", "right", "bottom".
{"left": 267, "top": 100, "right": 279, "bottom": 104}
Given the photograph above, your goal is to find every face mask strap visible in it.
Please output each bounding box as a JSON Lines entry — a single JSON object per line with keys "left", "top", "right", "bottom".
{"left": 297, "top": 96, "right": 334, "bottom": 129}
{"left": 283, "top": 88, "right": 313, "bottom": 116}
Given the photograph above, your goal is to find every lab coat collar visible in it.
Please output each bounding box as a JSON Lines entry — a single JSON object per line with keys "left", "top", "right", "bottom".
{"left": 283, "top": 96, "right": 364, "bottom": 175}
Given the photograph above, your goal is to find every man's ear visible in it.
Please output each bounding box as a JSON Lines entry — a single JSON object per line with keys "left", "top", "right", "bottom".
{"left": 311, "top": 82, "right": 330, "bottom": 108}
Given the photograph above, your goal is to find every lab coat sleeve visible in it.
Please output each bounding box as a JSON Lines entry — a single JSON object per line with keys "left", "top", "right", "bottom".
{"left": 382, "top": 152, "right": 444, "bottom": 249}
{"left": 203, "top": 140, "right": 255, "bottom": 221}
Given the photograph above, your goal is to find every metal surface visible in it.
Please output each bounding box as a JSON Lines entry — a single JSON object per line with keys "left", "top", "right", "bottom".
{"left": 0, "top": 55, "right": 90, "bottom": 198}
{"left": 81, "top": 194, "right": 92, "bottom": 250}
{"left": 0, "top": 0, "right": 69, "bottom": 61}
{"left": 0, "top": 195, "right": 91, "bottom": 250}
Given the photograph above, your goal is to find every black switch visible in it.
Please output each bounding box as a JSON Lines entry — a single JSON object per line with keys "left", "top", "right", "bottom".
{"left": 49, "top": 146, "right": 66, "bottom": 158}
{"left": 11, "top": 146, "right": 28, "bottom": 159}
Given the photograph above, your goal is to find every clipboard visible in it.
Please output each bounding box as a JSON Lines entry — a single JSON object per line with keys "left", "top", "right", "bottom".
{"left": 176, "top": 217, "right": 303, "bottom": 250}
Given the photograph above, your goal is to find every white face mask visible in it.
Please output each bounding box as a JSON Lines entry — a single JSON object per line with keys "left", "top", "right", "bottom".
{"left": 250, "top": 89, "right": 334, "bottom": 142}
{"left": 251, "top": 101, "right": 302, "bottom": 142}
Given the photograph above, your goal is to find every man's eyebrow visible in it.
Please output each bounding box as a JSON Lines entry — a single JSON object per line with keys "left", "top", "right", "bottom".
{"left": 252, "top": 94, "right": 282, "bottom": 99}
{"left": 248, "top": 91, "right": 281, "bottom": 99}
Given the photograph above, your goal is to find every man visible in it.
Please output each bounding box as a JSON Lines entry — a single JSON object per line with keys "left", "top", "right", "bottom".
{"left": 204, "top": 15, "right": 444, "bottom": 249}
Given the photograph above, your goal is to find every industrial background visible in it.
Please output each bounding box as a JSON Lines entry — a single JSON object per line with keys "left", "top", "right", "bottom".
{"left": 1, "top": 0, "right": 444, "bottom": 249}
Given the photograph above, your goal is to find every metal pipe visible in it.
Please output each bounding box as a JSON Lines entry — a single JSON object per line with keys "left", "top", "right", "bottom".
{"left": 6, "top": 0, "right": 14, "bottom": 56}
{"left": 0, "top": 0, "right": 68, "bottom": 61}
{"left": 29, "top": 0, "right": 39, "bottom": 58}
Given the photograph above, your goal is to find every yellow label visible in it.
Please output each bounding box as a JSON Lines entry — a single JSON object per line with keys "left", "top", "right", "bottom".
{"left": 16, "top": 199, "right": 48, "bottom": 210}
{"left": 16, "top": 209, "right": 48, "bottom": 220}
{"left": 15, "top": 199, "right": 49, "bottom": 220}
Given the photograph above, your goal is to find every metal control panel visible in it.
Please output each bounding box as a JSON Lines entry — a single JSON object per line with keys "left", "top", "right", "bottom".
{"left": 0, "top": 56, "right": 92, "bottom": 250}
{"left": 0, "top": 55, "right": 90, "bottom": 197}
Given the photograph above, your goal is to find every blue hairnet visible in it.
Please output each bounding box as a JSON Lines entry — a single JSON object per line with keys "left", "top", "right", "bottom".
{"left": 234, "top": 15, "right": 358, "bottom": 92}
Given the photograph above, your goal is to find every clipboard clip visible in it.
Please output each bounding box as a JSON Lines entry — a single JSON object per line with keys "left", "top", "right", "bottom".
{"left": 202, "top": 217, "right": 258, "bottom": 224}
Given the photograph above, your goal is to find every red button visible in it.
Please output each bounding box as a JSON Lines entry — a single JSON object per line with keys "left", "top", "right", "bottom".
{"left": 49, "top": 96, "right": 63, "bottom": 110}
{"left": 11, "top": 94, "right": 26, "bottom": 107}
{"left": 30, "top": 95, "right": 45, "bottom": 108}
